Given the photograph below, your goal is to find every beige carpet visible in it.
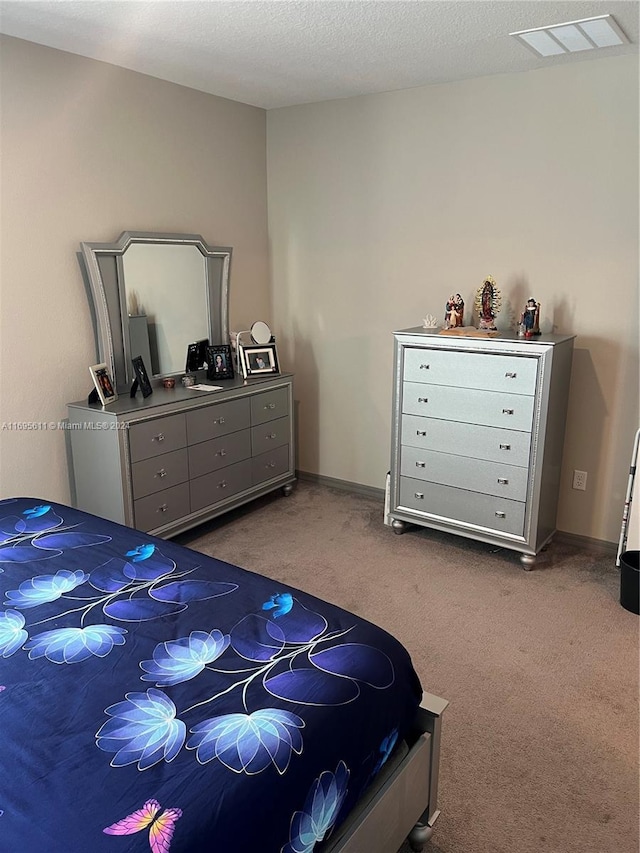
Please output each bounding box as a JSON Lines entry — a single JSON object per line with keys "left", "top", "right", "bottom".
{"left": 178, "top": 481, "right": 639, "bottom": 853}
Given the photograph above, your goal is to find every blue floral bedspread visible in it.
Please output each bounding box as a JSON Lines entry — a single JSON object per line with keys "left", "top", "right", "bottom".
{"left": 0, "top": 498, "right": 422, "bottom": 853}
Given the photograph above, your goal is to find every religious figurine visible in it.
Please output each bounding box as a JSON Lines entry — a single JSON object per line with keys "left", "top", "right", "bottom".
{"left": 444, "top": 293, "right": 464, "bottom": 329}
{"left": 474, "top": 276, "right": 501, "bottom": 330}
{"left": 519, "top": 298, "right": 541, "bottom": 337}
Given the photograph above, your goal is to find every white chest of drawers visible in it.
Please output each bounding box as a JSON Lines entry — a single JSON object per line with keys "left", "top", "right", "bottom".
{"left": 389, "top": 330, "right": 574, "bottom": 568}
{"left": 67, "top": 374, "right": 295, "bottom": 537}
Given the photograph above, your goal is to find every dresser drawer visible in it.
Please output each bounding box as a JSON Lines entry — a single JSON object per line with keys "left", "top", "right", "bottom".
{"left": 251, "top": 445, "right": 290, "bottom": 485}
{"left": 132, "top": 448, "right": 189, "bottom": 499}
{"left": 129, "top": 414, "right": 187, "bottom": 463}
{"left": 190, "top": 459, "right": 252, "bottom": 512}
{"left": 251, "top": 388, "right": 290, "bottom": 426}
{"left": 403, "top": 348, "right": 538, "bottom": 395}
{"left": 401, "top": 446, "right": 529, "bottom": 501}
{"left": 188, "top": 429, "right": 251, "bottom": 478}
{"left": 398, "top": 477, "right": 525, "bottom": 536}
{"left": 401, "top": 415, "right": 532, "bottom": 467}
{"left": 186, "top": 398, "right": 250, "bottom": 445}
{"left": 251, "top": 416, "right": 290, "bottom": 457}
{"left": 403, "top": 382, "right": 535, "bottom": 432}
{"left": 134, "top": 483, "right": 190, "bottom": 532}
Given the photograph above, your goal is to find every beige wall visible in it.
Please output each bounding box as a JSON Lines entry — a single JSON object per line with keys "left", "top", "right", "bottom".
{"left": 267, "top": 55, "right": 639, "bottom": 543}
{"left": 0, "top": 36, "right": 270, "bottom": 503}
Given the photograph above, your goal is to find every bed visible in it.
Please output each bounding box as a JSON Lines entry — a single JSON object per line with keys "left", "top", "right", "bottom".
{"left": 0, "top": 497, "right": 447, "bottom": 853}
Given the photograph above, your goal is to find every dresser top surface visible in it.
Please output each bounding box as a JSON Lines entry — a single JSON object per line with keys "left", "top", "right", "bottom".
{"left": 69, "top": 372, "right": 293, "bottom": 417}
{"left": 395, "top": 327, "right": 575, "bottom": 347}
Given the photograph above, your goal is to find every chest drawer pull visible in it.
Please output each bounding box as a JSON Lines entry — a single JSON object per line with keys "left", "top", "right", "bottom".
{"left": 218, "top": 480, "right": 228, "bottom": 489}
{"left": 495, "top": 511, "right": 506, "bottom": 519}
{"left": 416, "top": 430, "right": 427, "bottom": 437}
{"left": 415, "top": 461, "right": 426, "bottom": 468}
{"left": 497, "top": 478, "right": 509, "bottom": 485}
{"left": 266, "top": 432, "right": 277, "bottom": 440}
{"left": 264, "top": 403, "right": 277, "bottom": 410}
{"left": 152, "top": 432, "right": 165, "bottom": 443}
{"left": 414, "top": 492, "right": 424, "bottom": 500}
{"left": 156, "top": 469, "right": 167, "bottom": 479}
{"left": 265, "top": 460, "right": 276, "bottom": 468}
{"left": 419, "top": 364, "right": 430, "bottom": 370}
{"left": 157, "top": 503, "right": 168, "bottom": 513}
{"left": 502, "top": 408, "right": 514, "bottom": 415}
{"left": 418, "top": 397, "right": 428, "bottom": 404}
{"left": 505, "top": 372, "right": 517, "bottom": 379}
{"left": 213, "top": 416, "right": 226, "bottom": 425}
{"left": 499, "top": 443, "right": 511, "bottom": 451}
{"left": 215, "top": 449, "right": 227, "bottom": 457}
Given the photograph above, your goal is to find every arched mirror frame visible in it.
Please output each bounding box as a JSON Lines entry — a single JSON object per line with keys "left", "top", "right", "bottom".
{"left": 79, "top": 232, "right": 232, "bottom": 392}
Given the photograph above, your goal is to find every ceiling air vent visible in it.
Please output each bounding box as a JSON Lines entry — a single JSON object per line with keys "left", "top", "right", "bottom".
{"left": 510, "top": 14, "right": 629, "bottom": 57}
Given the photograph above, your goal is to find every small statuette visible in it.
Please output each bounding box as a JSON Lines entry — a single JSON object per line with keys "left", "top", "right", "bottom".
{"left": 444, "top": 294, "right": 464, "bottom": 329}
{"left": 475, "top": 276, "right": 501, "bottom": 331}
{"left": 519, "top": 297, "right": 541, "bottom": 337}
{"left": 422, "top": 313, "right": 439, "bottom": 329}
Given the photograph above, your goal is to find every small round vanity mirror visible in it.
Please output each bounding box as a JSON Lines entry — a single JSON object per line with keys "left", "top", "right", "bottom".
{"left": 250, "top": 321, "right": 272, "bottom": 345}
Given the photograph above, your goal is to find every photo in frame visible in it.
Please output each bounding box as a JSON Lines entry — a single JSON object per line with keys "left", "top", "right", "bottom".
{"left": 89, "top": 363, "right": 118, "bottom": 406}
{"left": 240, "top": 343, "right": 280, "bottom": 379}
{"left": 131, "top": 355, "right": 153, "bottom": 398}
{"left": 206, "top": 344, "right": 234, "bottom": 381}
{"left": 185, "top": 338, "right": 210, "bottom": 373}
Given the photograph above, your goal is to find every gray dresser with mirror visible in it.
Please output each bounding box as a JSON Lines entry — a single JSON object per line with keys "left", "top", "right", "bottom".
{"left": 69, "top": 231, "right": 295, "bottom": 537}
{"left": 389, "top": 327, "right": 575, "bottom": 568}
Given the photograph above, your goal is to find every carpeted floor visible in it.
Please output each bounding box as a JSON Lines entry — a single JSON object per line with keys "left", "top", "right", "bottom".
{"left": 178, "top": 481, "right": 639, "bottom": 853}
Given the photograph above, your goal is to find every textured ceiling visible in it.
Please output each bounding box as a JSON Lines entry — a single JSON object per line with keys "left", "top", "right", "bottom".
{"left": 0, "top": 1, "right": 637, "bottom": 109}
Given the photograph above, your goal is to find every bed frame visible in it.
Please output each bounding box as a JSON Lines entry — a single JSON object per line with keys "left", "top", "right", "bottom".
{"left": 323, "top": 692, "right": 449, "bottom": 853}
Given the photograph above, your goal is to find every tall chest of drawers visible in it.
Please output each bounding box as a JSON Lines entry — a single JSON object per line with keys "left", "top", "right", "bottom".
{"left": 68, "top": 374, "right": 295, "bottom": 538}
{"left": 389, "top": 329, "right": 574, "bottom": 568}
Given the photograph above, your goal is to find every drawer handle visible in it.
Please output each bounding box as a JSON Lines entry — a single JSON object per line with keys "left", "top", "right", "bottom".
{"left": 156, "top": 468, "right": 167, "bottom": 479}
{"left": 216, "top": 449, "right": 227, "bottom": 457}
{"left": 152, "top": 432, "right": 165, "bottom": 442}
{"left": 502, "top": 408, "right": 514, "bottom": 415}
{"left": 218, "top": 480, "right": 228, "bottom": 489}
{"left": 264, "top": 403, "right": 277, "bottom": 410}
{"left": 213, "top": 416, "right": 226, "bottom": 425}
{"left": 495, "top": 511, "right": 506, "bottom": 519}
{"left": 416, "top": 430, "right": 427, "bottom": 437}
{"left": 497, "top": 478, "right": 509, "bottom": 485}
{"left": 415, "top": 461, "right": 426, "bottom": 468}
{"left": 266, "top": 432, "right": 277, "bottom": 440}
{"left": 414, "top": 492, "right": 424, "bottom": 500}
{"left": 266, "top": 461, "right": 276, "bottom": 468}
{"left": 419, "top": 364, "right": 430, "bottom": 370}
{"left": 499, "top": 444, "right": 511, "bottom": 451}
{"left": 505, "top": 372, "right": 517, "bottom": 378}
{"left": 418, "top": 397, "right": 428, "bottom": 404}
{"left": 157, "top": 503, "right": 168, "bottom": 513}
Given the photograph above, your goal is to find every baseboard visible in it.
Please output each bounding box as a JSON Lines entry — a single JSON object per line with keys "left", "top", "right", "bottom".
{"left": 296, "top": 471, "right": 618, "bottom": 555}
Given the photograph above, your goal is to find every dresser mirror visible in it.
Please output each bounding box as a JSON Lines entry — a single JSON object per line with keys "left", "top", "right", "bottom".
{"left": 79, "top": 232, "right": 232, "bottom": 390}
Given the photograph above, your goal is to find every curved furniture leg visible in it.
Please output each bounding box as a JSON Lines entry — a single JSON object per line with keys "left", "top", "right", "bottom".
{"left": 520, "top": 552, "right": 536, "bottom": 571}
{"left": 282, "top": 483, "right": 294, "bottom": 496}
{"left": 391, "top": 519, "right": 407, "bottom": 535}
{"left": 408, "top": 821, "right": 434, "bottom": 852}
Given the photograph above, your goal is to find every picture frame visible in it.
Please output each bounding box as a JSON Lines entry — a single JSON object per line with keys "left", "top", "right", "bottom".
{"left": 240, "top": 343, "right": 280, "bottom": 379}
{"left": 89, "top": 363, "right": 118, "bottom": 406}
{"left": 185, "top": 338, "right": 210, "bottom": 373}
{"left": 131, "top": 355, "right": 153, "bottom": 398}
{"left": 206, "top": 344, "right": 234, "bottom": 381}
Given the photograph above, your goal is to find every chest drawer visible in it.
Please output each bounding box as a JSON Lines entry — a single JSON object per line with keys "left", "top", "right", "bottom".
{"left": 251, "top": 388, "right": 290, "bottom": 426}
{"left": 251, "top": 416, "right": 290, "bottom": 457}
{"left": 403, "top": 348, "right": 538, "bottom": 395}
{"left": 251, "top": 445, "right": 290, "bottom": 485}
{"left": 401, "top": 446, "right": 529, "bottom": 501}
{"left": 403, "top": 382, "right": 535, "bottom": 432}
{"left": 134, "top": 483, "right": 190, "bottom": 532}
{"left": 132, "top": 448, "right": 189, "bottom": 499}
{"left": 398, "top": 477, "right": 525, "bottom": 537}
{"left": 188, "top": 430, "right": 251, "bottom": 478}
{"left": 186, "top": 398, "right": 250, "bottom": 445}
{"left": 190, "top": 459, "right": 252, "bottom": 512}
{"left": 401, "top": 415, "right": 532, "bottom": 467}
{"left": 129, "top": 414, "right": 187, "bottom": 463}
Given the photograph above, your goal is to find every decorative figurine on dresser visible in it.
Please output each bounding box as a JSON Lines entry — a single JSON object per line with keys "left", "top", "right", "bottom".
{"left": 444, "top": 293, "right": 465, "bottom": 329}
{"left": 388, "top": 325, "right": 575, "bottom": 569}
{"left": 519, "top": 298, "right": 541, "bottom": 337}
{"left": 475, "top": 276, "right": 501, "bottom": 330}
{"left": 68, "top": 232, "right": 296, "bottom": 538}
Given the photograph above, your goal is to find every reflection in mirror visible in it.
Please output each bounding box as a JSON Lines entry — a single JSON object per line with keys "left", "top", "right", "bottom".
{"left": 250, "top": 321, "right": 272, "bottom": 345}
{"left": 122, "top": 244, "right": 208, "bottom": 376}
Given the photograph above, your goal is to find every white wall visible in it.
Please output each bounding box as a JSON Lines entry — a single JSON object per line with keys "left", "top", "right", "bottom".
{"left": 0, "top": 36, "right": 270, "bottom": 503}
{"left": 267, "top": 55, "right": 639, "bottom": 543}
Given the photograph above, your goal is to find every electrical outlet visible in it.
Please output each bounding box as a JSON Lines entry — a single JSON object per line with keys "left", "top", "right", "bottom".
{"left": 572, "top": 470, "right": 588, "bottom": 491}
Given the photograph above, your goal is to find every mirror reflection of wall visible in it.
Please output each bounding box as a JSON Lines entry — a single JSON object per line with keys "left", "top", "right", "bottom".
{"left": 122, "top": 244, "right": 208, "bottom": 376}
